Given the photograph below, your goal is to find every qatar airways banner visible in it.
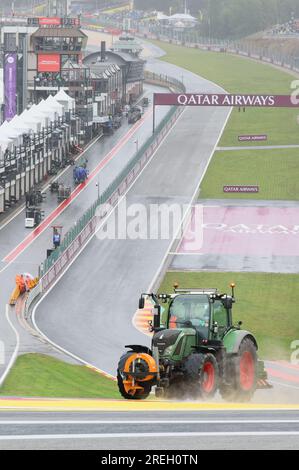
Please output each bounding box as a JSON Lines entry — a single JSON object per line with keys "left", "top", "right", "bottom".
{"left": 4, "top": 52, "right": 17, "bottom": 121}
{"left": 154, "top": 93, "right": 299, "bottom": 108}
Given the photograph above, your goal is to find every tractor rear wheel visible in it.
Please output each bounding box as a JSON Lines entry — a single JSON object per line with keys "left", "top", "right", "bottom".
{"left": 185, "top": 353, "right": 219, "bottom": 400}
{"left": 220, "top": 337, "right": 257, "bottom": 402}
{"left": 117, "top": 352, "right": 152, "bottom": 400}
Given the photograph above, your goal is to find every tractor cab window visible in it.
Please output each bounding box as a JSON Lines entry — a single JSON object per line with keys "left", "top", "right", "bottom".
{"left": 169, "top": 294, "right": 210, "bottom": 338}
{"left": 213, "top": 300, "right": 229, "bottom": 335}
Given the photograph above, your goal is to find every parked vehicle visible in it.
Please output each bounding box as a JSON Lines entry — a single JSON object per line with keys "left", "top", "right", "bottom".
{"left": 128, "top": 107, "right": 142, "bottom": 124}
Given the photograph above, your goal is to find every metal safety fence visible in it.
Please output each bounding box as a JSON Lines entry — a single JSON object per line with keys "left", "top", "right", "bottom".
{"left": 139, "top": 25, "right": 299, "bottom": 73}
{"left": 83, "top": 16, "right": 299, "bottom": 73}
{"left": 39, "top": 73, "right": 186, "bottom": 287}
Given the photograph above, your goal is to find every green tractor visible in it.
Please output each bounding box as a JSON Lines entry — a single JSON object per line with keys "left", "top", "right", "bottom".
{"left": 117, "top": 284, "right": 271, "bottom": 401}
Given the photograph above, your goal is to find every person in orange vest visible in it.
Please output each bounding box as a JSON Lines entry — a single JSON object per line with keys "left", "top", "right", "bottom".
{"left": 169, "top": 304, "right": 186, "bottom": 329}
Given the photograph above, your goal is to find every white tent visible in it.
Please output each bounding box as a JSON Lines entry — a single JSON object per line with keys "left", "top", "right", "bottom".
{"left": 33, "top": 101, "right": 57, "bottom": 121}
{"left": 170, "top": 13, "right": 197, "bottom": 21}
{"left": 0, "top": 121, "right": 10, "bottom": 131}
{"left": 0, "top": 89, "right": 70, "bottom": 154}
{"left": 0, "top": 135, "right": 14, "bottom": 153}
{"left": 8, "top": 114, "right": 34, "bottom": 133}
{"left": 157, "top": 12, "right": 170, "bottom": 21}
{"left": 54, "top": 89, "right": 75, "bottom": 112}
{"left": 45, "top": 95, "right": 64, "bottom": 116}
{"left": 20, "top": 109, "right": 45, "bottom": 132}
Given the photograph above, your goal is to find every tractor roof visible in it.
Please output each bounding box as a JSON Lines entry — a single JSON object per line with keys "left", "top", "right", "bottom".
{"left": 174, "top": 288, "right": 218, "bottom": 295}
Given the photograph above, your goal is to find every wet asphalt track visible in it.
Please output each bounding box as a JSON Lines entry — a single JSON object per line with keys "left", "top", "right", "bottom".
{"left": 0, "top": 82, "right": 170, "bottom": 382}
{"left": 0, "top": 410, "right": 298, "bottom": 450}
{"left": 33, "top": 55, "right": 230, "bottom": 376}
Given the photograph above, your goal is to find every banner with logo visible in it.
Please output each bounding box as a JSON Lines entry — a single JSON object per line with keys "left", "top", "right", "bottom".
{"left": 154, "top": 93, "right": 299, "bottom": 107}
{"left": 38, "top": 54, "right": 61, "bottom": 72}
{"left": 4, "top": 52, "right": 17, "bottom": 121}
{"left": 39, "top": 17, "right": 61, "bottom": 26}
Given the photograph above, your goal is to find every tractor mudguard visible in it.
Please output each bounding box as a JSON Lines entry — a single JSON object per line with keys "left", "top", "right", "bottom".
{"left": 223, "top": 330, "right": 258, "bottom": 354}
{"left": 125, "top": 345, "right": 152, "bottom": 355}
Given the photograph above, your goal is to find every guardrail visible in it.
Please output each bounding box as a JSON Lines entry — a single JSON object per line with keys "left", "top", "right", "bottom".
{"left": 39, "top": 73, "right": 186, "bottom": 290}
{"left": 23, "top": 282, "right": 42, "bottom": 319}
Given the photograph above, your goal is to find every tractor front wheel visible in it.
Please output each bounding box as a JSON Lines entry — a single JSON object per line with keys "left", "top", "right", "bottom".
{"left": 220, "top": 337, "right": 257, "bottom": 402}
{"left": 117, "top": 369, "right": 152, "bottom": 400}
{"left": 185, "top": 353, "right": 219, "bottom": 400}
{"left": 117, "top": 352, "right": 152, "bottom": 400}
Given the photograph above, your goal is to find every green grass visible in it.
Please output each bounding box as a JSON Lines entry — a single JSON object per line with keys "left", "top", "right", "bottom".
{"left": 151, "top": 41, "right": 299, "bottom": 199}
{"left": 0, "top": 354, "right": 119, "bottom": 398}
{"left": 159, "top": 272, "right": 299, "bottom": 360}
{"left": 200, "top": 148, "right": 299, "bottom": 200}
{"left": 153, "top": 41, "right": 294, "bottom": 95}
{"left": 152, "top": 41, "right": 298, "bottom": 146}
{"left": 220, "top": 107, "right": 299, "bottom": 147}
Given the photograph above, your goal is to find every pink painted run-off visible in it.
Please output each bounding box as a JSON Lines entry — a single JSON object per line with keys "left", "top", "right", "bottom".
{"left": 266, "top": 368, "right": 299, "bottom": 384}
{"left": 178, "top": 206, "right": 299, "bottom": 256}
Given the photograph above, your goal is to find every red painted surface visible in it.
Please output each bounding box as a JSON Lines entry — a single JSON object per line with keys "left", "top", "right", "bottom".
{"left": 178, "top": 206, "right": 299, "bottom": 256}
{"left": 277, "top": 361, "right": 299, "bottom": 371}
{"left": 267, "top": 367, "right": 299, "bottom": 384}
{"left": 38, "top": 54, "right": 61, "bottom": 72}
{"left": 39, "top": 17, "right": 61, "bottom": 26}
{"left": 3, "top": 110, "right": 151, "bottom": 264}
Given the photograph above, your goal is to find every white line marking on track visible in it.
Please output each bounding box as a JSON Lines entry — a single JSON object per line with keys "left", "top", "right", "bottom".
{"left": 168, "top": 252, "right": 205, "bottom": 256}
{"left": 0, "top": 420, "right": 299, "bottom": 425}
{"left": 0, "top": 431, "right": 299, "bottom": 440}
{"left": 0, "top": 305, "right": 20, "bottom": 386}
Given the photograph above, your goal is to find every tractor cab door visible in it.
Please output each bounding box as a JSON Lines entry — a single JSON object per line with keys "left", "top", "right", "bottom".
{"left": 212, "top": 300, "right": 231, "bottom": 339}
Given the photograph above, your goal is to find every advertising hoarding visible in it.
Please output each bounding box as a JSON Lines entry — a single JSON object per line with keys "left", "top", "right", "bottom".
{"left": 39, "top": 17, "right": 61, "bottom": 26}
{"left": 238, "top": 135, "right": 268, "bottom": 142}
{"left": 27, "top": 17, "right": 81, "bottom": 27}
{"left": 154, "top": 93, "right": 299, "bottom": 107}
{"left": 223, "top": 186, "right": 259, "bottom": 193}
{"left": 4, "top": 52, "right": 17, "bottom": 121}
{"left": 38, "top": 54, "right": 61, "bottom": 73}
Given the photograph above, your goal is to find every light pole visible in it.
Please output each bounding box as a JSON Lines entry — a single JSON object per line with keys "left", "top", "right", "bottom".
{"left": 34, "top": 76, "right": 40, "bottom": 104}
{"left": 208, "top": 0, "right": 211, "bottom": 44}
{"left": 96, "top": 179, "right": 100, "bottom": 200}
{"left": 134, "top": 139, "right": 139, "bottom": 154}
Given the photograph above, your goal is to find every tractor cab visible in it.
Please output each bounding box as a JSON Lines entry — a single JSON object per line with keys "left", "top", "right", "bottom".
{"left": 166, "top": 288, "right": 234, "bottom": 343}
{"left": 168, "top": 293, "right": 211, "bottom": 338}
